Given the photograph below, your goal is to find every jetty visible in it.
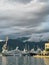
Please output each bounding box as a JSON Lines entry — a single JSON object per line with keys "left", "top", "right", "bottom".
{"left": 34, "top": 43, "right": 49, "bottom": 58}
{"left": 33, "top": 55, "right": 49, "bottom": 58}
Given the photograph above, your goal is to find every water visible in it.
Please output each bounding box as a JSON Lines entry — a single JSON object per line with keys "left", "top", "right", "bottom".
{"left": 0, "top": 55, "right": 49, "bottom": 65}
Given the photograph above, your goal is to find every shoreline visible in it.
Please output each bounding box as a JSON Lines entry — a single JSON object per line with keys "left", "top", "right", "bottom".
{"left": 33, "top": 55, "right": 49, "bottom": 58}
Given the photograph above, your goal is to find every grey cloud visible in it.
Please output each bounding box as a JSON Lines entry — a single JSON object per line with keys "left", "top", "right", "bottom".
{"left": 36, "top": 0, "right": 49, "bottom": 2}
{"left": 0, "top": 0, "right": 49, "bottom": 41}
{"left": 9, "top": 0, "right": 31, "bottom": 3}
{"left": 9, "top": 0, "right": 49, "bottom": 3}
{"left": 27, "top": 32, "right": 49, "bottom": 42}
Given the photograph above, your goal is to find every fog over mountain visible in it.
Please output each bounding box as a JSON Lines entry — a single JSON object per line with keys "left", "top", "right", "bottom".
{"left": 0, "top": 0, "right": 49, "bottom": 42}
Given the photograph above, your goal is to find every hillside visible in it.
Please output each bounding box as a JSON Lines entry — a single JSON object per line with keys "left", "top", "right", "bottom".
{"left": 0, "top": 37, "right": 48, "bottom": 52}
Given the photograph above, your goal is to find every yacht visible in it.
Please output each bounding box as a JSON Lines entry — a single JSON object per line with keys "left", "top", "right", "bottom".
{"left": 2, "top": 37, "right": 21, "bottom": 56}
{"left": 29, "top": 48, "right": 37, "bottom": 56}
{"left": 21, "top": 44, "right": 29, "bottom": 56}
{"left": 37, "top": 48, "right": 42, "bottom": 55}
{"left": 21, "top": 48, "right": 29, "bottom": 56}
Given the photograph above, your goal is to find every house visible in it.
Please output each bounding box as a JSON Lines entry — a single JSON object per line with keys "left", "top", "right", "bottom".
{"left": 43, "top": 43, "right": 49, "bottom": 55}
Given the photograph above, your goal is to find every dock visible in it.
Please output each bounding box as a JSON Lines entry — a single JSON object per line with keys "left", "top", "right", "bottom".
{"left": 33, "top": 55, "right": 49, "bottom": 58}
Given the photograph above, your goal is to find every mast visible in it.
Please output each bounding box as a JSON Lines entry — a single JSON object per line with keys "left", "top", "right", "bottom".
{"left": 5, "top": 36, "right": 8, "bottom": 46}
{"left": 2, "top": 37, "right": 8, "bottom": 51}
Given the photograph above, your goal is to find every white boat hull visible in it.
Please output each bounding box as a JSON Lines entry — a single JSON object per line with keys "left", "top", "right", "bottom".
{"left": 2, "top": 52, "right": 21, "bottom": 56}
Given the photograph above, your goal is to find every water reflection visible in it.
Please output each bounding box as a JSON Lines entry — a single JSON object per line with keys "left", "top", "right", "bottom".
{"left": 2, "top": 56, "right": 7, "bottom": 65}
{"left": 2, "top": 56, "right": 16, "bottom": 65}
{"left": 23, "top": 56, "right": 31, "bottom": 65}
{"left": 44, "top": 58, "right": 49, "bottom": 65}
{"left": 0, "top": 56, "right": 2, "bottom": 65}
{"left": 1, "top": 56, "right": 49, "bottom": 65}
{"left": 2, "top": 56, "right": 32, "bottom": 65}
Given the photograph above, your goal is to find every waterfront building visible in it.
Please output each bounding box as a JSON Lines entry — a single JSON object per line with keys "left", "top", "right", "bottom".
{"left": 45, "top": 43, "right": 49, "bottom": 50}
{"left": 43, "top": 43, "right": 49, "bottom": 55}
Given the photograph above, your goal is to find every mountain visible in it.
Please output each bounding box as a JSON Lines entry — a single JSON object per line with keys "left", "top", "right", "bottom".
{"left": 0, "top": 37, "right": 48, "bottom": 53}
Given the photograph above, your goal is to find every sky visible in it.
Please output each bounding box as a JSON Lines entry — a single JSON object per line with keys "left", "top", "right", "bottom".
{"left": 0, "top": 0, "right": 49, "bottom": 42}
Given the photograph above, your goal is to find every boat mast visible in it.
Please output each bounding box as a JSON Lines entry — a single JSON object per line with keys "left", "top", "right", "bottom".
{"left": 2, "top": 37, "right": 8, "bottom": 53}
{"left": 2, "top": 37, "right": 8, "bottom": 50}
{"left": 5, "top": 36, "right": 8, "bottom": 46}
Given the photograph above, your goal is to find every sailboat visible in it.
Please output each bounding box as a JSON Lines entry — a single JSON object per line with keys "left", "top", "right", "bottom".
{"left": 2, "top": 37, "right": 21, "bottom": 56}
{"left": 29, "top": 48, "right": 37, "bottom": 56}
{"left": 21, "top": 44, "right": 29, "bottom": 56}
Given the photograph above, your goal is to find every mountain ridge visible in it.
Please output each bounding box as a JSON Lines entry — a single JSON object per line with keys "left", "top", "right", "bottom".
{"left": 0, "top": 37, "right": 48, "bottom": 53}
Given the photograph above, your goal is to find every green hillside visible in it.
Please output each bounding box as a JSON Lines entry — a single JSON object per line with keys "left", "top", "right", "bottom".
{"left": 0, "top": 37, "right": 47, "bottom": 53}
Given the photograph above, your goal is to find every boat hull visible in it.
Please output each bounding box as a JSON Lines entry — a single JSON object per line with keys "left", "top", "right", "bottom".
{"left": 29, "top": 52, "right": 37, "bottom": 56}
{"left": 2, "top": 52, "right": 21, "bottom": 56}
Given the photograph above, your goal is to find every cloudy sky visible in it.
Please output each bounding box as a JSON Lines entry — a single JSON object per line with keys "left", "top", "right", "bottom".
{"left": 0, "top": 0, "right": 49, "bottom": 41}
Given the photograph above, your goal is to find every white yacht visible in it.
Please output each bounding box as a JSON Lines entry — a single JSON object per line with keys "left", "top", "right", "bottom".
{"left": 37, "top": 48, "right": 42, "bottom": 55}
{"left": 29, "top": 48, "right": 37, "bottom": 56}
{"left": 2, "top": 37, "right": 21, "bottom": 56}
{"left": 21, "top": 45, "right": 30, "bottom": 56}
{"left": 21, "top": 48, "right": 28, "bottom": 56}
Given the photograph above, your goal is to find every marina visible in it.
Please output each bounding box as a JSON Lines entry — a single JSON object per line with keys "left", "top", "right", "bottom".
{"left": 34, "top": 55, "right": 49, "bottom": 58}
{"left": 1, "top": 37, "right": 49, "bottom": 57}
{"left": 0, "top": 0, "right": 49, "bottom": 65}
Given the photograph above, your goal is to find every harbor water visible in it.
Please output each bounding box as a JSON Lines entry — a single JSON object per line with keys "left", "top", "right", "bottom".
{"left": 0, "top": 55, "right": 49, "bottom": 65}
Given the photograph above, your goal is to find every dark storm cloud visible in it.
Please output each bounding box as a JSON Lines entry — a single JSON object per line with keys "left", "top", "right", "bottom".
{"left": 0, "top": 0, "right": 49, "bottom": 41}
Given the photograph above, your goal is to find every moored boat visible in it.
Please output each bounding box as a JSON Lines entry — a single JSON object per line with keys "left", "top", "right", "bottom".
{"left": 21, "top": 48, "right": 29, "bottom": 56}
{"left": 29, "top": 48, "right": 37, "bottom": 56}
{"left": 2, "top": 37, "right": 21, "bottom": 56}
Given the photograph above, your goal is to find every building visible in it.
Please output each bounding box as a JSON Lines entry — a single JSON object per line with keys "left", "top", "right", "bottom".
{"left": 43, "top": 43, "right": 49, "bottom": 55}
{"left": 45, "top": 43, "right": 49, "bottom": 51}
